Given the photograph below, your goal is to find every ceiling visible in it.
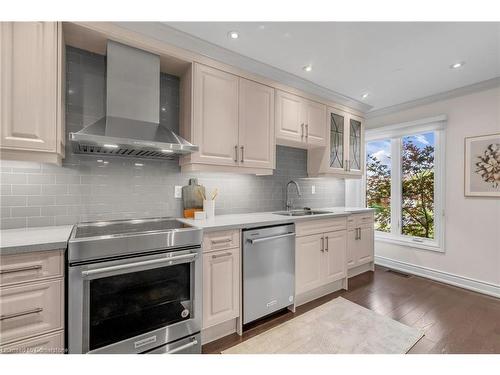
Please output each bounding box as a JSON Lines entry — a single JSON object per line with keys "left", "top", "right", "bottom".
{"left": 166, "top": 22, "right": 500, "bottom": 111}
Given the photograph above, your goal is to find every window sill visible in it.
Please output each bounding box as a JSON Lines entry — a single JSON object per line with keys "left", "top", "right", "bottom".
{"left": 375, "top": 234, "right": 444, "bottom": 253}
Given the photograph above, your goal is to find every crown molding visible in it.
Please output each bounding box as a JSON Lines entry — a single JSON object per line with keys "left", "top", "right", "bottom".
{"left": 115, "top": 22, "right": 372, "bottom": 113}
{"left": 366, "top": 76, "right": 500, "bottom": 119}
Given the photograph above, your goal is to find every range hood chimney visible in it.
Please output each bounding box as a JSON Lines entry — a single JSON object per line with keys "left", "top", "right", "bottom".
{"left": 69, "top": 41, "right": 198, "bottom": 159}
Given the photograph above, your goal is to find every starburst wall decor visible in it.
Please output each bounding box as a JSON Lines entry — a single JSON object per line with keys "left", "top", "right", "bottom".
{"left": 465, "top": 133, "right": 500, "bottom": 197}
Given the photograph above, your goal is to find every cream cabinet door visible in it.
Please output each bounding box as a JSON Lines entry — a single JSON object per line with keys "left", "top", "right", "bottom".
{"left": 0, "top": 22, "right": 60, "bottom": 152}
{"left": 275, "top": 90, "right": 304, "bottom": 146}
{"left": 321, "top": 231, "right": 347, "bottom": 284}
{"left": 202, "top": 247, "right": 240, "bottom": 329}
{"left": 346, "top": 114, "right": 364, "bottom": 176}
{"left": 303, "top": 99, "right": 326, "bottom": 147}
{"left": 192, "top": 64, "right": 239, "bottom": 166}
{"left": 346, "top": 228, "right": 357, "bottom": 269}
{"left": 356, "top": 225, "right": 374, "bottom": 265}
{"left": 295, "top": 234, "right": 323, "bottom": 295}
{"left": 238, "top": 78, "right": 275, "bottom": 169}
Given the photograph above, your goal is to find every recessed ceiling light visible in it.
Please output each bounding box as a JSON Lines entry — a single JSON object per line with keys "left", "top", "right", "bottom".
{"left": 362, "top": 93, "right": 369, "bottom": 99}
{"left": 303, "top": 64, "right": 313, "bottom": 72}
{"left": 161, "top": 149, "right": 174, "bottom": 153}
{"left": 134, "top": 163, "right": 144, "bottom": 167}
{"left": 103, "top": 144, "right": 118, "bottom": 149}
{"left": 450, "top": 61, "right": 465, "bottom": 69}
{"left": 228, "top": 31, "right": 239, "bottom": 39}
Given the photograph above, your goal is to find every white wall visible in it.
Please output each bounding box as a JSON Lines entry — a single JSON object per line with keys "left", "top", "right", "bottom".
{"left": 365, "top": 86, "right": 500, "bottom": 289}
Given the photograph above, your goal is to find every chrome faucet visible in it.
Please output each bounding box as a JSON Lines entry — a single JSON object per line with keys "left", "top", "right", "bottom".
{"left": 285, "top": 180, "right": 302, "bottom": 211}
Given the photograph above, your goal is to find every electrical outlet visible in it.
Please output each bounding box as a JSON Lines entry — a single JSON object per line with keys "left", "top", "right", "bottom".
{"left": 311, "top": 185, "right": 316, "bottom": 194}
{"left": 174, "top": 185, "right": 182, "bottom": 199}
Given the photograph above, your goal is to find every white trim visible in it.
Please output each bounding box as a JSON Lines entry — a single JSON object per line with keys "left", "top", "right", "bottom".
{"left": 366, "top": 115, "right": 446, "bottom": 141}
{"left": 366, "top": 77, "right": 500, "bottom": 119}
{"left": 365, "top": 119, "right": 446, "bottom": 252}
{"left": 375, "top": 255, "right": 500, "bottom": 299}
{"left": 375, "top": 234, "right": 444, "bottom": 253}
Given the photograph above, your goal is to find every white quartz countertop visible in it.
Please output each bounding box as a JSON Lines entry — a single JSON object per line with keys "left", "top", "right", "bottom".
{"left": 178, "top": 207, "right": 374, "bottom": 231}
{"left": 0, "top": 225, "right": 74, "bottom": 255}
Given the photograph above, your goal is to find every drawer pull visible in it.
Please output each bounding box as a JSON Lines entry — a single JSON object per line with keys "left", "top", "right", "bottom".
{"left": 210, "top": 238, "right": 232, "bottom": 244}
{"left": 212, "top": 252, "right": 232, "bottom": 259}
{"left": 0, "top": 265, "right": 42, "bottom": 274}
{"left": 0, "top": 307, "right": 43, "bottom": 321}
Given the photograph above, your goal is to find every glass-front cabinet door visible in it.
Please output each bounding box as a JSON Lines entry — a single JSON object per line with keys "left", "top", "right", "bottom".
{"left": 348, "top": 115, "right": 363, "bottom": 174}
{"left": 328, "top": 109, "right": 346, "bottom": 172}
{"left": 325, "top": 108, "right": 364, "bottom": 176}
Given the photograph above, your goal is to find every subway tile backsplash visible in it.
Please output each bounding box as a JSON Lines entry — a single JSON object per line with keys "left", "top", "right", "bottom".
{"left": 0, "top": 46, "right": 345, "bottom": 229}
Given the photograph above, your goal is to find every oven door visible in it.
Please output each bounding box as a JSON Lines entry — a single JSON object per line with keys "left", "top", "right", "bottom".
{"left": 68, "top": 247, "right": 201, "bottom": 354}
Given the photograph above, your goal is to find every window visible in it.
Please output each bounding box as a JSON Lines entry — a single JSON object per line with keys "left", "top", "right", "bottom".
{"left": 365, "top": 116, "right": 445, "bottom": 252}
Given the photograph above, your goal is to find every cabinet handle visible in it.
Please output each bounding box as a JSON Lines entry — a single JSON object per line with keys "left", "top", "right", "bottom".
{"left": 211, "top": 238, "right": 232, "bottom": 244}
{"left": 325, "top": 236, "right": 329, "bottom": 252}
{"left": 234, "top": 145, "right": 238, "bottom": 162}
{"left": 212, "top": 252, "right": 232, "bottom": 259}
{"left": 301, "top": 123, "right": 304, "bottom": 139}
{"left": 320, "top": 236, "right": 324, "bottom": 252}
{"left": 0, "top": 265, "right": 42, "bottom": 274}
{"left": 0, "top": 307, "right": 43, "bottom": 321}
{"left": 345, "top": 160, "right": 350, "bottom": 171}
{"left": 240, "top": 146, "right": 244, "bottom": 163}
{"left": 306, "top": 124, "right": 309, "bottom": 139}
{"left": 358, "top": 228, "right": 362, "bottom": 240}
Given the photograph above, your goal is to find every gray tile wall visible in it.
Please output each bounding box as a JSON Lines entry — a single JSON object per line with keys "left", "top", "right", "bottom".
{"left": 0, "top": 47, "right": 345, "bottom": 229}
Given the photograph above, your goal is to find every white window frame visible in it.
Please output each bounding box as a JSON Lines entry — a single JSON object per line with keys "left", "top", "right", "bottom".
{"left": 363, "top": 115, "right": 446, "bottom": 253}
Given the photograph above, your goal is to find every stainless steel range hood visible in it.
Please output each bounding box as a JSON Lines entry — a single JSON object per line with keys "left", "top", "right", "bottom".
{"left": 69, "top": 41, "right": 198, "bottom": 160}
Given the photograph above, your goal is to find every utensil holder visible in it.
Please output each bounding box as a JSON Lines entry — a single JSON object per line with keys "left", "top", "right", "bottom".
{"left": 203, "top": 200, "right": 215, "bottom": 219}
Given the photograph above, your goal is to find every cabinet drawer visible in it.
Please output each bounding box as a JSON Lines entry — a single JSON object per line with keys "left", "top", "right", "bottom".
{"left": 0, "top": 330, "right": 64, "bottom": 354}
{"left": 0, "top": 279, "right": 64, "bottom": 345}
{"left": 355, "top": 212, "right": 374, "bottom": 226}
{"left": 203, "top": 230, "right": 240, "bottom": 252}
{"left": 296, "top": 218, "right": 346, "bottom": 237}
{"left": 0, "top": 250, "right": 64, "bottom": 287}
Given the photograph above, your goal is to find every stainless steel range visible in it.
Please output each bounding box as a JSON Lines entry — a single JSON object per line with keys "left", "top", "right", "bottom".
{"left": 67, "top": 217, "right": 202, "bottom": 354}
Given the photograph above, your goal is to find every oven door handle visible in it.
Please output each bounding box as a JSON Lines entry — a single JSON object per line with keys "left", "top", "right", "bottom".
{"left": 166, "top": 339, "right": 199, "bottom": 354}
{"left": 81, "top": 253, "right": 197, "bottom": 279}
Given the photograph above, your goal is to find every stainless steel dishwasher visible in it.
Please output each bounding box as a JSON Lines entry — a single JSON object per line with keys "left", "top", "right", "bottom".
{"left": 243, "top": 224, "right": 295, "bottom": 324}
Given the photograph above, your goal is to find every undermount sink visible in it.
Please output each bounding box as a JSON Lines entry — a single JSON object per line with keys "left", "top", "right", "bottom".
{"left": 273, "top": 209, "right": 334, "bottom": 217}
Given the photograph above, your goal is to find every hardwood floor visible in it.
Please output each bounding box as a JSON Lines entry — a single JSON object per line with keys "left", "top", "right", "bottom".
{"left": 202, "top": 265, "right": 500, "bottom": 354}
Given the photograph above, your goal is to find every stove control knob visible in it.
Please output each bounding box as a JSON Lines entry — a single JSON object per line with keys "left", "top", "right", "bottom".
{"left": 181, "top": 309, "right": 190, "bottom": 318}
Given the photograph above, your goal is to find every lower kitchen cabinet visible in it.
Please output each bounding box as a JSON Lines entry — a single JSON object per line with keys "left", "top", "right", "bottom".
{"left": 295, "top": 234, "right": 323, "bottom": 295}
{"left": 0, "top": 249, "right": 65, "bottom": 354}
{"left": 322, "top": 231, "right": 347, "bottom": 285}
{"left": 347, "top": 213, "right": 375, "bottom": 272}
{"left": 202, "top": 247, "right": 240, "bottom": 329}
{"left": 295, "top": 219, "right": 347, "bottom": 298}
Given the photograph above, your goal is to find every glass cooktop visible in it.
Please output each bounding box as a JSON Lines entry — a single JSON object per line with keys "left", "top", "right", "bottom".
{"left": 74, "top": 218, "right": 190, "bottom": 239}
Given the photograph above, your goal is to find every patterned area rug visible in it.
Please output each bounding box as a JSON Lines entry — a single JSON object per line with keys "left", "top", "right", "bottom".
{"left": 223, "top": 297, "right": 424, "bottom": 354}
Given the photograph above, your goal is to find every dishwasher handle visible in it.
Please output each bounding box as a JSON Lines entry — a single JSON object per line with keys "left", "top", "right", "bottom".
{"left": 247, "top": 232, "right": 295, "bottom": 244}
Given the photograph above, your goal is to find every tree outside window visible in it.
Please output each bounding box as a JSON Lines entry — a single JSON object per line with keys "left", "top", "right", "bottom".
{"left": 366, "top": 132, "right": 435, "bottom": 239}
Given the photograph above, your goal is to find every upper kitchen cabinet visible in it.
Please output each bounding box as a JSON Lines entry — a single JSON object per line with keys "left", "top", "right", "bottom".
{"left": 191, "top": 63, "right": 239, "bottom": 166}
{"left": 238, "top": 78, "right": 275, "bottom": 169}
{"left": 275, "top": 90, "right": 326, "bottom": 149}
{"left": 181, "top": 63, "right": 275, "bottom": 175}
{"left": 307, "top": 107, "right": 365, "bottom": 178}
{"left": 0, "top": 22, "right": 65, "bottom": 165}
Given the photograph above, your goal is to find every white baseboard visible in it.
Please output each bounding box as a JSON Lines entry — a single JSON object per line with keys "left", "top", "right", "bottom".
{"left": 375, "top": 255, "right": 500, "bottom": 299}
